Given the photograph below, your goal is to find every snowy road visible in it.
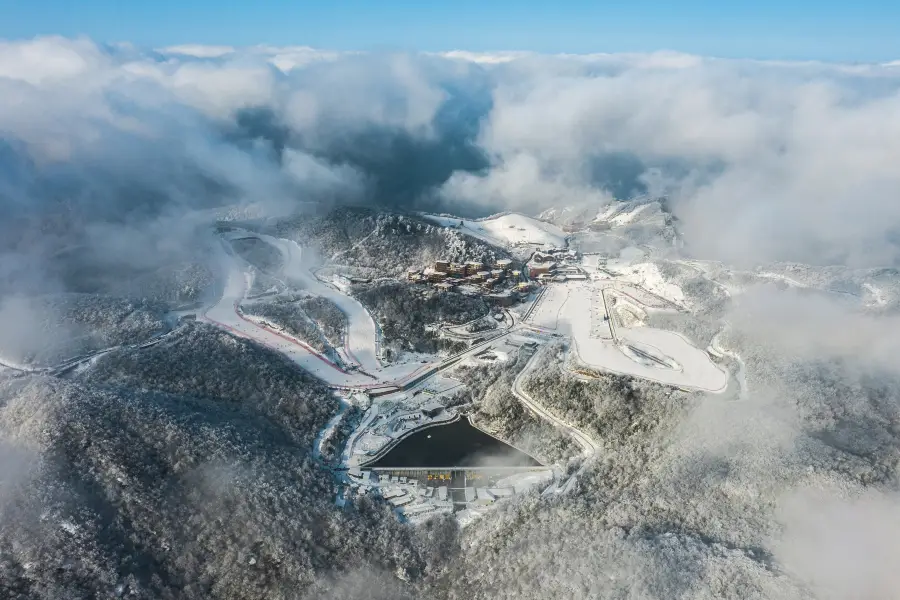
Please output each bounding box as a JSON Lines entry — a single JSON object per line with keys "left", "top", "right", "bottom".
{"left": 204, "top": 232, "right": 476, "bottom": 390}
{"left": 512, "top": 352, "right": 600, "bottom": 458}
{"left": 203, "top": 264, "right": 378, "bottom": 386}
{"left": 256, "top": 234, "right": 381, "bottom": 374}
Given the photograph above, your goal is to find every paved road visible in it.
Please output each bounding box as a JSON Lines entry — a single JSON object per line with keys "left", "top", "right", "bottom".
{"left": 511, "top": 351, "right": 600, "bottom": 458}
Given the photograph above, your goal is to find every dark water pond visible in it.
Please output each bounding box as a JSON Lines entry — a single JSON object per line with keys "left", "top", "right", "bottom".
{"left": 368, "top": 418, "right": 542, "bottom": 468}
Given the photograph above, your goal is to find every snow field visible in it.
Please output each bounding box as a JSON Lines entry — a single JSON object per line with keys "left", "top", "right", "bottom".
{"left": 526, "top": 284, "right": 570, "bottom": 330}
{"left": 203, "top": 266, "right": 377, "bottom": 387}
{"left": 614, "top": 263, "right": 687, "bottom": 307}
{"left": 528, "top": 281, "right": 727, "bottom": 392}
{"left": 259, "top": 234, "right": 382, "bottom": 374}
{"left": 422, "top": 213, "right": 567, "bottom": 250}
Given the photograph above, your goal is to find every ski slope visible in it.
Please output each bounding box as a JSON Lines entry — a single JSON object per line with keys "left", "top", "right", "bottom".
{"left": 423, "top": 213, "right": 567, "bottom": 250}
{"left": 256, "top": 234, "right": 382, "bottom": 374}
{"left": 527, "top": 281, "right": 726, "bottom": 392}
{"left": 207, "top": 232, "right": 450, "bottom": 388}
{"left": 613, "top": 263, "right": 687, "bottom": 307}
{"left": 203, "top": 265, "right": 377, "bottom": 386}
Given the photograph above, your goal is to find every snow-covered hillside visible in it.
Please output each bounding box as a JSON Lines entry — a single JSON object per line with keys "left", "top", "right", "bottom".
{"left": 422, "top": 213, "right": 567, "bottom": 251}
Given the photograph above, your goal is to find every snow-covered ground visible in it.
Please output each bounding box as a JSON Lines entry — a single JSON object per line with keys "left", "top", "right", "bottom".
{"left": 863, "top": 283, "right": 887, "bottom": 307}
{"left": 0, "top": 355, "right": 38, "bottom": 373}
{"left": 422, "top": 213, "right": 567, "bottom": 250}
{"left": 313, "top": 400, "right": 349, "bottom": 460}
{"left": 494, "top": 470, "right": 555, "bottom": 494}
{"left": 613, "top": 263, "right": 687, "bottom": 307}
{"left": 203, "top": 264, "right": 379, "bottom": 387}
{"left": 609, "top": 203, "right": 651, "bottom": 225}
{"left": 526, "top": 284, "right": 571, "bottom": 331}
{"left": 206, "top": 240, "right": 439, "bottom": 389}
{"left": 605, "top": 245, "right": 648, "bottom": 268}
{"left": 256, "top": 234, "right": 382, "bottom": 374}
{"left": 527, "top": 281, "right": 727, "bottom": 392}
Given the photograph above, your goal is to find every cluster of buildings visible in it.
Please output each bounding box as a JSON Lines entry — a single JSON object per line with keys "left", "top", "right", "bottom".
{"left": 339, "top": 468, "right": 541, "bottom": 523}
{"left": 340, "top": 470, "right": 455, "bottom": 522}
{"left": 527, "top": 249, "right": 587, "bottom": 283}
{"left": 407, "top": 258, "right": 532, "bottom": 302}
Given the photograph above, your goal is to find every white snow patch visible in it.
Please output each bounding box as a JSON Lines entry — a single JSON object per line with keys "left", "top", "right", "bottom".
{"left": 756, "top": 271, "right": 806, "bottom": 288}
{"left": 594, "top": 204, "right": 619, "bottom": 222}
{"left": 610, "top": 203, "right": 650, "bottom": 225}
{"left": 494, "top": 470, "right": 554, "bottom": 494}
{"left": 530, "top": 282, "right": 726, "bottom": 391}
{"left": 863, "top": 283, "right": 887, "bottom": 307}
{"left": 422, "top": 213, "right": 566, "bottom": 250}
{"left": 203, "top": 253, "right": 376, "bottom": 387}
{"left": 618, "top": 263, "right": 686, "bottom": 307}
{"left": 59, "top": 520, "right": 79, "bottom": 535}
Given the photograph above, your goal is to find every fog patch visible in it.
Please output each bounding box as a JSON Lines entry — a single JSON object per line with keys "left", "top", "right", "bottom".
{"left": 776, "top": 486, "right": 900, "bottom": 600}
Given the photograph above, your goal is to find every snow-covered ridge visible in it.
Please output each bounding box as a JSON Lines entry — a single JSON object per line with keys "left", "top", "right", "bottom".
{"left": 421, "top": 212, "right": 567, "bottom": 251}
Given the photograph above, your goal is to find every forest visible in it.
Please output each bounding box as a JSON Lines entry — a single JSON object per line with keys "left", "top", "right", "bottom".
{"left": 241, "top": 294, "right": 346, "bottom": 356}
{"left": 0, "top": 322, "right": 460, "bottom": 599}
{"left": 353, "top": 282, "right": 486, "bottom": 355}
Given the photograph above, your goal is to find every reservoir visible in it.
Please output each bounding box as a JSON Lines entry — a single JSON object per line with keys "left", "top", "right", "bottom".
{"left": 367, "top": 418, "right": 542, "bottom": 469}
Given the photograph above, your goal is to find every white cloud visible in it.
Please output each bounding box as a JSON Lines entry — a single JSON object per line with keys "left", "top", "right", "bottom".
{"left": 438, "top": 50, "right": 533, "bottom": 64}
{"left": 3, "top": 37, "right": 900, "bottom": 269}
{"left": 776, "top": 486, "right": 900, "bottom": 600}
{"left": 438, "top": 54, "right": 900, "bottom": 267}
{"left": 158, "top": 44, "right": 236, "bottom": 58}
{"left": 0, "top": 36, "right": 108, "bottom": 84}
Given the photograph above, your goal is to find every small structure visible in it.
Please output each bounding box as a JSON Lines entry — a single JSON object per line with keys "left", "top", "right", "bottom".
{"left": 434, "top": 260, "right": 451, "bottom": 273}
{"left": 490, "top": 269, "right": 505, "bottom": 279}
{"left": 529, "top": 263, "right": 554, "bottom": 277}
{"left": 449, "top": 263, "right": 467, "bottom": 277}
{"left": 495, "top": 258, "right": 513, "bottom": 269}
{"left": 435, "top": 282, "right": 456, "bottom": 292}
{"left": 466, "top": 261, "right": 485, "bottom": 273}
{"left": 425, "top": 269, "right": 448, "bottom": 282}
{"left": 487, "top": 292, "right": 516, "bottom": 307}
{"left": 420, "top": 402, "right": 444, "bottom": 418}
{"left": 476, "top": 488, "right": 496, "bottom": 501}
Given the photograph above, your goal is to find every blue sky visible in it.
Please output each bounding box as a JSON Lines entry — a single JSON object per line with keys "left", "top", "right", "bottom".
{"left": 1, "top": 0, "right": 897, "bottom": 62}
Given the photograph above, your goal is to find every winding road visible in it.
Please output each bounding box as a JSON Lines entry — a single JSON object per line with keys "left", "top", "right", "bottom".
{"left": 202, "top": 230, "right": 528, "bottom": 394}
{"left": 512, "top": 351, "right": 600, "bottom": 458}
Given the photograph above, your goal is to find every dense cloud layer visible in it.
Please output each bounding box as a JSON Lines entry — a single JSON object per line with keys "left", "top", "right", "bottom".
{"left": 3, "top": 37, "right": 900, "bottom": 282}
{"left": 2, "top": 36, "right": 900, "bottom": 600}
